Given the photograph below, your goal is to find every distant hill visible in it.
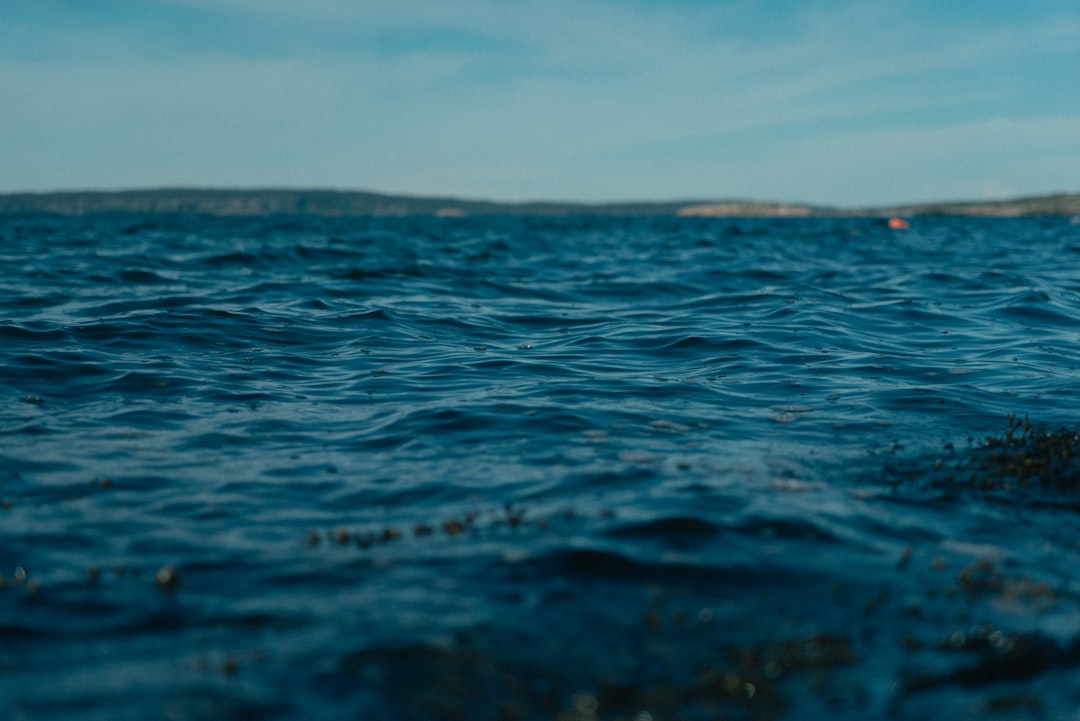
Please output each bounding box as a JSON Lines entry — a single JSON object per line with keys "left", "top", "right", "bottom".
{"left": 869, "top": 193, "right": 1080, "bottom": 218}
{"left": 0, "top": 188, "right": 1077, "bottom": 217}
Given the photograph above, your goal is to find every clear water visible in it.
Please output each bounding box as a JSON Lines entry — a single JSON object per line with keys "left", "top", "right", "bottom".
{"left": 2, "top": 214, "right": 1080, "bottom": 720}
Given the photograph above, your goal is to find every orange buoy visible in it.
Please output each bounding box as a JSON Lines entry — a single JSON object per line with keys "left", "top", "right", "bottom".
{"left": 887, "top": 217, "right": 910, "bottom": 230}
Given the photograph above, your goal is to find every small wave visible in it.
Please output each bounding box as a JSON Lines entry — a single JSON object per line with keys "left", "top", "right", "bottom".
{"left": 4, "top": 214, "right": 1080, "bottom": 721}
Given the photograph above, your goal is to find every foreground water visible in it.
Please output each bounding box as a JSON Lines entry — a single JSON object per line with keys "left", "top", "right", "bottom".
{"left": 2, "top": 214, "right": 1079, "bottom": 720}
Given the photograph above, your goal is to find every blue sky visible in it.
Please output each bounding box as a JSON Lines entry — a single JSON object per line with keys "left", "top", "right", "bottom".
{"left": 2, "top": 0, "right": 1078, "bottom": 205}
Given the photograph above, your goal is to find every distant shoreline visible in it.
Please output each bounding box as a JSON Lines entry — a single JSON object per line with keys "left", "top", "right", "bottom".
{"left": 1, "top": 188, "right": 1078, "bottom": 218}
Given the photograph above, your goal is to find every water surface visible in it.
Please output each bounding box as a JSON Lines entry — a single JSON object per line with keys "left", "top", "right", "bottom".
{"left": 2, "top": 215, "right": 1080, "bottom": 719}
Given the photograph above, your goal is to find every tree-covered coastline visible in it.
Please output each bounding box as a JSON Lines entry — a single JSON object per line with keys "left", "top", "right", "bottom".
{"left": 1, "top": 188, "right": 1078, "bottom": 217}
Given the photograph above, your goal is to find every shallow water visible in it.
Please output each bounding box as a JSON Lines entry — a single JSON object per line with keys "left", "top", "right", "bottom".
{"left": 2, "top": 214, "right": 1080, "bottom": 719}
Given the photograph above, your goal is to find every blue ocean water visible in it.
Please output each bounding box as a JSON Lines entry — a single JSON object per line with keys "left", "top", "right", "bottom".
{"left": 2, "top": 214, "right": 1080, "bottom": 720}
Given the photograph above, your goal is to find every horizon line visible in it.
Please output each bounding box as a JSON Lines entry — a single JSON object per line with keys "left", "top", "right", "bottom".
{"left": 2, "top": 185, "right": 1079, "bottom": 211}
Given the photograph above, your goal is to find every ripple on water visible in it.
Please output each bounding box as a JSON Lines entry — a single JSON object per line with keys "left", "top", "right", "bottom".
{"left": 3, "top": 215, "right": 1080, "bottom": 720}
